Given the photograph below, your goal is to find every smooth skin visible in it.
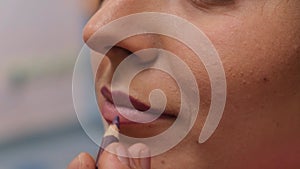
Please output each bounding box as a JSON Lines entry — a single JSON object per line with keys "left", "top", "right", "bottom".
{"left": 69, "top": 0, "right": 300, "bottom": 168}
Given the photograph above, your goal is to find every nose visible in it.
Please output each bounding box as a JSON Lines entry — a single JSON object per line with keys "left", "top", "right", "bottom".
{"left": 83, "top": 0, "right": 162, "bottom": 48}
{"left": 83, "top": 0, "right": 168, "bottom": 42}
{"left": 83, "top": 0, "right": 164, "bottom": 55}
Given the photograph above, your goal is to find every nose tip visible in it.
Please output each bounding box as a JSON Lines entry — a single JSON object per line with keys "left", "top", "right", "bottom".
{"left": 83, "top": 20, "right": 97, "bottom": 43}
{"left": 82, "top": 1, "right": 164, "bottom": 62}
{"left": 82, "top": 0, "right": 164, "bottom": 48}
{"left": 83, "top": 15, "right": 161, "bottom": 55}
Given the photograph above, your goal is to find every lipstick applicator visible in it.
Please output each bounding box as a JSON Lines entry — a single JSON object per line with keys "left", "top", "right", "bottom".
{"left": 95, "top": 116, "right": 120, "bottom": 169}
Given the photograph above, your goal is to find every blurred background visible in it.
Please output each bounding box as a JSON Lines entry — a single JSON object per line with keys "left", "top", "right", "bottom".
{"left": 0, "top": 0, "right": 102, "bottom": 168}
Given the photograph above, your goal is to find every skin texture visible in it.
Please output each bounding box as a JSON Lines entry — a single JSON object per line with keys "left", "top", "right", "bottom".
{"left": 69, "top": 0, "right": 300, "bottom": 169}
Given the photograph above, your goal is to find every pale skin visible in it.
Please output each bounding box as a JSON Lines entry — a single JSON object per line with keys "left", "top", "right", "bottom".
{"left": 68, "top": 0, "right": 300, "bottom": 169}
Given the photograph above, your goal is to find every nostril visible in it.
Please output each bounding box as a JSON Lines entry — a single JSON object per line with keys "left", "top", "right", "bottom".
{"left": 108, "top": 46, "right": 133, "bottom": 54}
{"left": 109, "top": 45, "right": 159, "bottom": 66}
{"left": 84, "top": 30, "right": 161, "bottom": 67}
{"left": 104, "top": 46, "right": 133, "bottom": 65}
{"left": 109, "top": 46, "right": 133, "bottom": 57}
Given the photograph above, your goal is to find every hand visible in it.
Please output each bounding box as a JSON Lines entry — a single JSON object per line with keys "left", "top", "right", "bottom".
{"left": 67, "top": 143, "right": 151, "bottom": 169}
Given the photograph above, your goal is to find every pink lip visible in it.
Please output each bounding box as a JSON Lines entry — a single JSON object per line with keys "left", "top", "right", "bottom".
{"left": 100, "top": 86, "right": 153, "bottom": 124}
{"left": 100, "top": 100, "right": 136, "bottom": 124}
{"left": 100, "top": 87, "right": 175, "bottom": 124}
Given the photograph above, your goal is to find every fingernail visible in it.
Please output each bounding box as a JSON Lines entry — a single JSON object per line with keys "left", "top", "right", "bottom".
{"left": 140, "top": 148, "right": 151, "bottom": 169}
{"left": 116, "top": 145, "right": 130, "bottom": 167}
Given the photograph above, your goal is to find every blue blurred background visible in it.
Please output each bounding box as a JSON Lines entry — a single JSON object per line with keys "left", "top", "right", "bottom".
{"left": 0, "top": 0, "right": 102, "bottom": 168}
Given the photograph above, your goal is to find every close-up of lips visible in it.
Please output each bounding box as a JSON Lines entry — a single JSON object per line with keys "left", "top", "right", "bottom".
{"left": 99, "top": 86, "right": 177, "bottom": 125}
{"left": 99, "top": 86, "right": 180, "bottom": 140}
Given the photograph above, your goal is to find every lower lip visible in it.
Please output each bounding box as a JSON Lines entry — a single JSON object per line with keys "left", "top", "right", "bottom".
{"left": 100, "top": 100, "right": 162, "bottom": 124}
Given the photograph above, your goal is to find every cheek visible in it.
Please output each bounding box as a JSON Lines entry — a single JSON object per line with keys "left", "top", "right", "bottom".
{"left": 188, "top": 11, "right": 300, "bottom": 148}
{"left": 199, "top": 13, "right": 300, "bottom": 108}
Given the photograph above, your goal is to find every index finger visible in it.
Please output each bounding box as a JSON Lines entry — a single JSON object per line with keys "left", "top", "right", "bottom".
{"left": 67, "top": 152, "right": 95, "bottom": 169}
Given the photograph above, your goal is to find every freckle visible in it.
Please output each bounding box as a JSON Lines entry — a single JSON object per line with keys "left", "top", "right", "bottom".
{"left": 161, "top": 160, "right": 165, "bottom": 164}
{"left": 263, "top": 77, "right": 269, "bottom": 82}
{"left": 147, "top": 124, "right": 154, "bottom": 128}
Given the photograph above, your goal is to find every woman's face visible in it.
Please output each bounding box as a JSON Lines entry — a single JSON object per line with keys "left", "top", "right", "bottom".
{"left": 83, "top": 0, "right": 300, "bottom": 168}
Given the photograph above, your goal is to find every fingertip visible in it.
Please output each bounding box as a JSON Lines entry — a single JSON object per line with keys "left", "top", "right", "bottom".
{"left": 67, "top": 152, "right": 96, "bottom": 169}
{"left": 115, "top": 144, "right": 131, "bottom": 167}
{"left": 68, "top": 154, "right": 80, "bottom": 169}
{"left": 128, "top": 143, "right": 150, "bottom": 158}
{"left": 128, "top": 143, "right": 151, "bottom": 169}
{"left": 79, "top": 152, "right": 95, "bottom": 169}
{"left": 98, "top": 143, "right": 131, "bottom": 169}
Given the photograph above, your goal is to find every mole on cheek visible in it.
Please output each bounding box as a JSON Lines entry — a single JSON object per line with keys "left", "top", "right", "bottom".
{"left": 263, "top": 77, "right": 270, "bottom": 83}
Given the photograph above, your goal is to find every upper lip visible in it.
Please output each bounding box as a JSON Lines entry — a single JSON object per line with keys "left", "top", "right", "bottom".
{"left": 101, "top": 86, "right": 150, "bottom": 111}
